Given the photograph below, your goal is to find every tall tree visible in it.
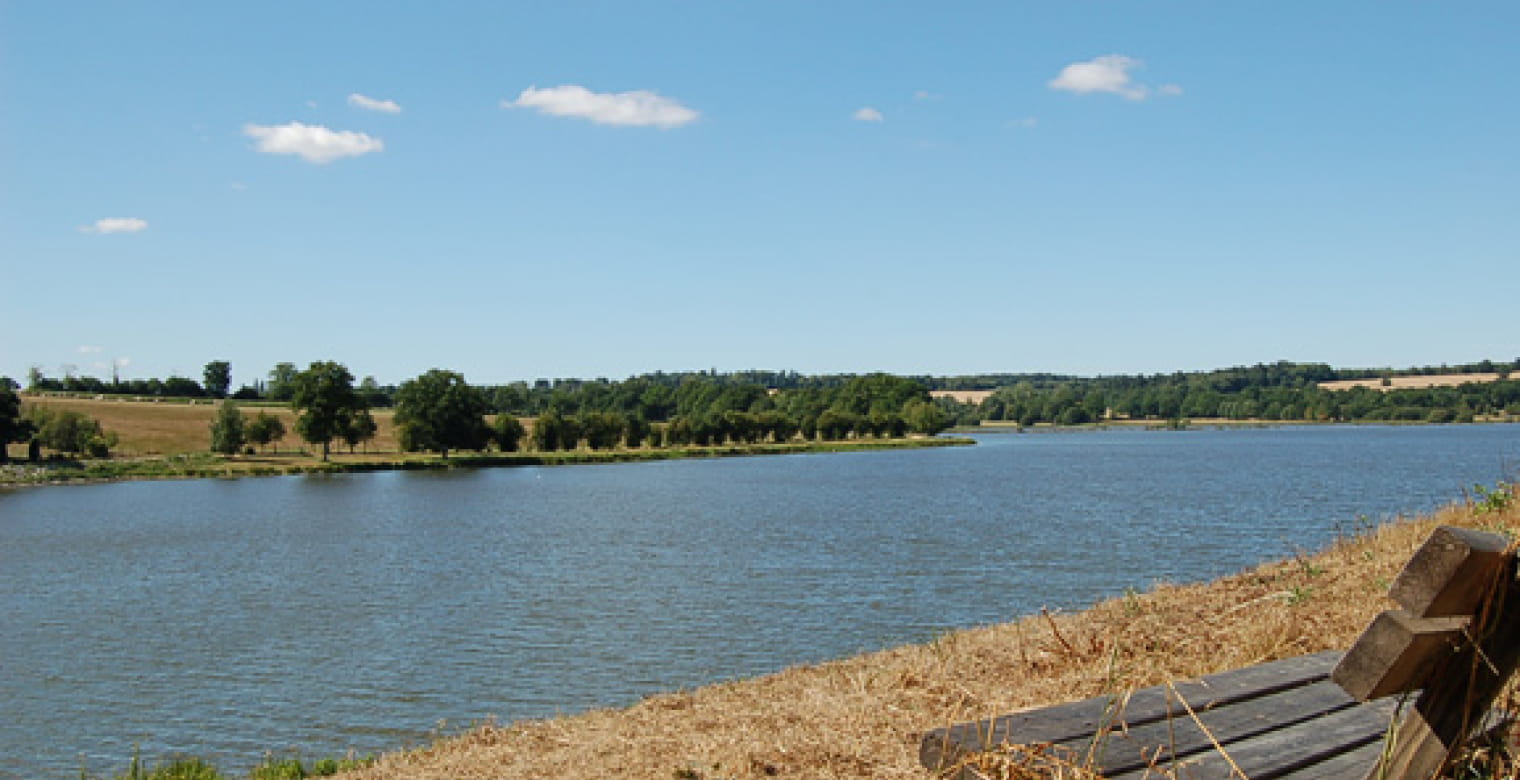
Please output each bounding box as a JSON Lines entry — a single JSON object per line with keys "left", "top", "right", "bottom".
{"left": 208, "top": 401, "right": 245, "bottom": 454}
{"left": 267, "top": 362, "right": 299, "bottom": 401}
{"left": 0, "top": 386, "right": 35, "bottom": 464}
{"left": 291, "top": 361, "right": 363, "bottom": 461}
{"left": 394, "top": 369, "right": 490, "bottom": 459}
{"left": 203, "top": 360, "right": 232, "bottom": 399}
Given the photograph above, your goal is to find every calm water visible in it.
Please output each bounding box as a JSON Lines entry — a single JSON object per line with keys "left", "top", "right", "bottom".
{"left": 3, "top": 424, "right": 1518, "bottom": 777}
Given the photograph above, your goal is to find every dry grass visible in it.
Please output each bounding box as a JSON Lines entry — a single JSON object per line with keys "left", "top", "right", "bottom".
{"left": 12, "top": 395, "right": 401, "bottom": 457}
{"left": 931, "top": 390, "right": 996, "bottom": 405}
{"left": 334, "top": 491, "right": 1519, "bottom": 780}
{"left": 1318, "top": 373, "right": 1507, "bottom": 392}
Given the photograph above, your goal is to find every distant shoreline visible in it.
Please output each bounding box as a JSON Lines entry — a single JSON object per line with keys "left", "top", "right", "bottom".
{"left": 0, "top": 436, "right": 973, "bottom": 489}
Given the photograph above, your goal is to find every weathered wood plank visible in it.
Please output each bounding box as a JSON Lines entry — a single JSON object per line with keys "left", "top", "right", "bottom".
{"left": 919, "top": 652, "right": 1339, "bottom": 771}
{"left": 1104, "top": 696, "right": 1400, "bottom": 780}
{"left": 1054, "top": 679, "right": 1359, "bottom": 776}
{"left": 1364, "top": 572, "right": 1520, "bottom": 779}
{"left": 1389, "top": 525, "right": 1509, "bottom": 617}
{"left": 1291, "top": 739, "right": 1394, "bottom": 780}
{"left": 1332, "top": 609, "right": 1468, "bottom": 701}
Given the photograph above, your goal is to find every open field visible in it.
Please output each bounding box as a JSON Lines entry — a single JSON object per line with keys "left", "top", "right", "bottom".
{"left": 319, "top": 487, "right": 1518, "bottom": 779}
{"left": 13, "top": 394, "right": 401, "bottom": 456}
{"left": 929, "top": 389, "right": 995, "bottom": 405}
{"left": 1318, "top": 372, "right": 1507, "bottom": 392}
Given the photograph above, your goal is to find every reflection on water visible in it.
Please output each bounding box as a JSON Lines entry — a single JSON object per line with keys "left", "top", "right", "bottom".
{"left": 2, "top": 424, "right": 1516, "bottom": 777}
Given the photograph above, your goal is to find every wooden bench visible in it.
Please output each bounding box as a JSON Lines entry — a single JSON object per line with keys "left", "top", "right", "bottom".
{"left": 920, "top": 526, "right": 1520, "bottom": 779}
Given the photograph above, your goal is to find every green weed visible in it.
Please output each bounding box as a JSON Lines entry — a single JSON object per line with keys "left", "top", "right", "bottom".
{"left": 1472, "top": 481, "right": 1515, "bottom": 515}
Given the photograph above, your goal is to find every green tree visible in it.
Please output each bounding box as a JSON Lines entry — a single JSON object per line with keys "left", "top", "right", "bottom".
{"left": 622, "top": 415, "right": 651, "bottom": 448}
{"left": 203, "top": 360, "right": 232, "bottom": 398}
{"left": 209, "top": 401, "right": 245, "bottom": 454}
{"left": 0, "top": 386, "right": 35, "bottom": 464}
{"left": 493, "top": 414, "right": 525, "bottom": 452}
{"left": 31, "top": 408, "right": 116, "bottom": 457}
{"left": 394, "top": 369, "right": 489, "bottom": 458}
{"left": 580, "top": 411, "right": 625, "bottom": 450}
{"left": 902, "top": 399, "right": 951, "bottom": 435}
{"left": 245, "top": 412, "right": 286, "bottom": 453}
{"left": 341, "top": 408, "right": 378, "bottom": 453}
{"left": 357, "top": 375, "right": 389, "bottom": 408}
{"left": 267, "top": 362, "right": 299, "bottom": 401}
{"left": 291, "top": 361, "right": 364, "bottom": 460}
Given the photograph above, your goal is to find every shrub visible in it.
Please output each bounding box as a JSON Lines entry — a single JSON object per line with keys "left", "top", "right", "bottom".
{"left": 29, "top": 407, "right": 117, "bottom": 457}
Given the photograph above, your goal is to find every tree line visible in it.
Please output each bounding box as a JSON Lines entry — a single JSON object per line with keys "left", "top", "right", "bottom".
{"left": 201, "top": 363, "right": 956, "bottom": 461}
{"left": 10, "top": 357, "right": 1519, "bottom": 465}
{"left": 978, "top": 362, "right": 1520, "bottom": 426}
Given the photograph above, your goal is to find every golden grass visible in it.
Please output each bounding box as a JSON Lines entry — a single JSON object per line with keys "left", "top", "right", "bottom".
{"left": 1318, "top": 373, "right": 1507, "bottom": 392}
{"left": 13, "top": 395, "right": 401, "bottom": 457}
{"left": 931, "top": 390, "right": 996, "bottom": 405}
{"left": 333, "top": 492, "right": 1519, "bottom": 780}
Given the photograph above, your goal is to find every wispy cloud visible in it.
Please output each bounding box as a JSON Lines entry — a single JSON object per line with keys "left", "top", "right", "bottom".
{"left": 853, "top": 107, "right": 884, "bottom": 122}
{"left": 348, "top": 93, "right": 401, "bottom": 113}
{"left": 1049, "top": 55, "right": 1178, "bottom": 101}
{"left": 505, "top": 85, "right": 699, "bottom": 128}
{"left": 80, "top": 217, "right": 148, "bottom": 234}
{"left": 913, "top": 90, "right": 940, "bottom": 101}
{"left": 1007, "top": 117, "right": 1038, "bottom": 129}
{"left": 77, "top": 345, "right": 103, "bottom": 354}
{"left": 244, "top": 122, "right": 384, "bottom": 164}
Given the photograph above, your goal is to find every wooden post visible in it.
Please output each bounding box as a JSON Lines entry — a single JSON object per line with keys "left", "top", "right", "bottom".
{"left": 1388, "top": 526, "right": 1510, "bottom": 617}
{"left": 1332, "top": 610, "right": 1468, "bottom": 702}
{"left": 1366, "top": 557, "right": 1520, "bottom": 779}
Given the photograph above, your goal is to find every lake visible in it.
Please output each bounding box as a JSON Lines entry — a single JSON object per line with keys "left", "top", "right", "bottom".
{"left": 3, "top": 424, "right": 1518, "bottom": 777}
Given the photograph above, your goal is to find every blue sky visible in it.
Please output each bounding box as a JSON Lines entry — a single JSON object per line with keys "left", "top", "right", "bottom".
{"left": 3, "top": 2, "right": 1516, "bottom": 388}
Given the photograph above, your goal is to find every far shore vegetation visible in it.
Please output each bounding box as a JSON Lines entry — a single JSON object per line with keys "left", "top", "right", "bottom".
{"left": 4, "top": 357, "right": 1518, "bottom": 486}
{"left": 1, "top": 364, "right": 967, "bottom": 486}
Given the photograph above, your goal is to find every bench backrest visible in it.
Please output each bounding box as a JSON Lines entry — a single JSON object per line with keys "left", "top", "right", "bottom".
{"left": 1331, "top": 525, "right": 1519, "bottom": 779}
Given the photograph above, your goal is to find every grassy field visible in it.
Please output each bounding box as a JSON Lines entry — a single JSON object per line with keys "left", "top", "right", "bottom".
{"left": 1318, "top": 373, "right": 1508, "bottom": 392}
{"left": 312, "top": 485, "right": 1516, "bottom": 779}
{"left": 13, "top": 394, "right": 402, "bottom": 456}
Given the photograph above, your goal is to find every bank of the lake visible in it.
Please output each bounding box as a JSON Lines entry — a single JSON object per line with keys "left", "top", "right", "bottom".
{"left": 0, "top": 436, "right": 973, "bottom": 488}
{"left": 336, "top": 488, "right": 1519, "bottom": 779}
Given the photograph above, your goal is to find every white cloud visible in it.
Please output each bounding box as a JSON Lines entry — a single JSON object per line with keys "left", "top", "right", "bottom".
{"left": 853, "top": 106, "right": 884, "bottom": 122}
{"left": 230, "top": 181, "right": 247, "bottom": 191}
{"left": 243, "top": 121, "right": 384, "bottom": 164}
{"left": 1007, "top": 117, "right": 1038, "bottom": 129}
{"left": 348, "top": 93, "right": 402, "bottom": 113}
{"left": 80, "top": 217, "right": 148, "bottom": 234}
{"left": 506, "top": 85, "right": 699, "bottom": 128}
{"left": 913, "top": 90, "right": 940, "bottom": 101}
{"left": 1049, "top": 54, "right": 1176, "bottom": 101}
{"left": 1157, "top": 83, "right": 1184, "bottom": 97}
{"left": 77, "top": 345, "right": 103, "bottom": 354}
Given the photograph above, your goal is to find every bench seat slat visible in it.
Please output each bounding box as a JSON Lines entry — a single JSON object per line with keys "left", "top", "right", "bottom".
{"left": 1105, "top": 696, "right": 1399, "bottom": 780}
{"left": 1053, "top": 679, "right": 1362, "bottom": 776}
{"left": 920, "top": 651, "right": 1341, "bottom": 770}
